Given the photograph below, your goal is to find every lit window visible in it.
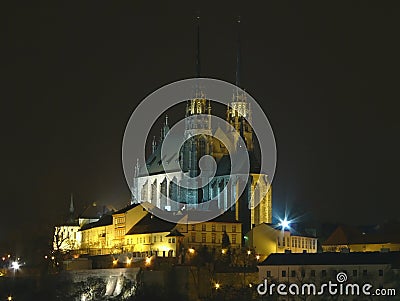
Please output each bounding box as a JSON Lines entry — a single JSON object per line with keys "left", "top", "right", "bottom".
{"left": 232, "top": 225, "right": 236, "bottom": 233}
{"left": 202, "top": 234, "right": 206, "bottom": 243}
{"left": 202, "top": 224, "right": 206, "bottom": 231}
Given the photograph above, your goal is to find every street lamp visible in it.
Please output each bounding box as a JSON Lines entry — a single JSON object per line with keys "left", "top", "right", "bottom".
{"left": 279, "top": 217, "right": 291, "bottom": 230}
{"left": 11, "top": 261, "right": 19, "bottom": 270}
{"left": 145, "top": 257, "right": 151, "bottom": 266}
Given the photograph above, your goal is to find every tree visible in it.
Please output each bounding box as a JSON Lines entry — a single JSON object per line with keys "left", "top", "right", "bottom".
{"left": 222, "top": 231, "right": 231, "bottom": 249}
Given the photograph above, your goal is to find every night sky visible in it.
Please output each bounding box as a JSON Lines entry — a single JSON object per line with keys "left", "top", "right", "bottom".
{"left": 1, "top": 2, "right": 400, "bottom": 248}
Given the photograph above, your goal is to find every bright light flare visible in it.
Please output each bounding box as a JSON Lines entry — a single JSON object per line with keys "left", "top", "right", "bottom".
{"left": 279, "top": 218, "right": 291, "bottom": 230}
{"left": 145, "top": 257, "right": 151, "bottom": 265}
{"left": 11, "top": 261, "right": 20, "bottom": 270}
{"left": 188, "top": 248, "right": 195, "bottom": 254}
{"left": 126, "top": 258, "right": 132, "bottom": 265}
{"left": 215, "top": 283, "right": 220, "bottom": 290}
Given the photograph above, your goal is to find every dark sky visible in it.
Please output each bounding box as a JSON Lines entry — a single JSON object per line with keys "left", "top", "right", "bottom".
{"left": 1, "top": 1, "right": 400, "bottom": 247}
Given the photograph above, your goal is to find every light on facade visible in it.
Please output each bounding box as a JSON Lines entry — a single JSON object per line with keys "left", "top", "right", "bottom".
{"left": 221, "top": 249, "right": 226, "bottom": 254}
{"left": 112, "top": 259, "right": 118, "bottom": 266}
{"left": 247, "top": 250, "right": 251, "bottom": 255}
{"left": 126, "top": 258, "right": 132, "bottom": 265}
{"left": 215, "top": 283, "right": 220, "bottom": 290}
{"left": 145, "top": 257, "right": 151, "bottom": 265}
{"left": 188, "top": 248, "right": 195, "bottom": 254}
{"left": 256, "top": 255, "right": 260, "bottom": 261}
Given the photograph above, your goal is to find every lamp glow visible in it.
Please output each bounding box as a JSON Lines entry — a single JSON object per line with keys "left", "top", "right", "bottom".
{"left": 279, "top": 218, "right": 290, "bottom": 230}
{"left": 11, "top": 261, "right": 20, "bottom": 270}
{"left": 145, "top": 257, "right": 151, "bottom": 265}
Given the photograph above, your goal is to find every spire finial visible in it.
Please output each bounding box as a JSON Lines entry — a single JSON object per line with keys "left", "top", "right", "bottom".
{"left": 235, "top": 16, "right": 242, "bottom": 89}
{"left": 195, "top": 14, "right": 201, "bottom": 78}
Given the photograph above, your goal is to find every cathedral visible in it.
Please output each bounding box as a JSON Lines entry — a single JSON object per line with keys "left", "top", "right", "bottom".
{"left": 131, "top": 20, "right": 272, "bottom": 235}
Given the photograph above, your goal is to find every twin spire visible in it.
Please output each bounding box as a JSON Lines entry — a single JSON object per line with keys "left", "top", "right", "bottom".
{"left": 194, "top": 16, "right": 243, "bottom": 90}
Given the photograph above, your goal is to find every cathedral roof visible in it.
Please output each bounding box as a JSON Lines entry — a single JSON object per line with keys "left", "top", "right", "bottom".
{"left": 215, "top": 151, "right": 261, "bottom": 176}
{"left": 139, "top": 134, "right": 182, "bottom": 176}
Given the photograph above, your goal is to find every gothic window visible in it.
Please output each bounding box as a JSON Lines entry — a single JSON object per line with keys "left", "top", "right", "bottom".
{"left": 169, "top": 177, "right": 178, "bottom": 203}
{"left": 141, "top": 180, "right": 148, "bottom": 201}
{"left": 160, "top": 178, "right": 167, "bottom": 208}
{"left": 199, "top": 137, "right": 206, "bottom": 157}
{"left": 151, "top": 179, "right": 157, "bottom": 202}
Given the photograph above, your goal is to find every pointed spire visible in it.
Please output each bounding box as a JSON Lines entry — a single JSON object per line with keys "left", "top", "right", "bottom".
{"left": 195, "top": 15, "right": 201, "bottom": 78}
{"left": 69, "top": 193, "right": 74, "bottom": 214}
{"left": 152, "top": 136, "right": 157, "bottom": 153}
{"left": 162, "top": 114, "right": 170, "bottom": 139}
{"left": 134, "top": 158, "right": 140, "bottom": 178}
{"left": 235, "top": 16, "right": 242, "bottom": 89}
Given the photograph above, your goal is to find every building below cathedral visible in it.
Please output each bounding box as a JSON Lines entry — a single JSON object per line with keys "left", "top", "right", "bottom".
{"left": 55, "top": 202, "right": 243, "bottom": 259}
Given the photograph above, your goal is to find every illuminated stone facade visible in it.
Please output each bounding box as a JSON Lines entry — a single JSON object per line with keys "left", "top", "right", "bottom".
{"left": 133, "top": 92, "right": 272, "bottom": 235}
{"left": 77, "top": 203, "right": 242, "bottom": 257}
{"left": 248, "top": 223, "right": 317, "bottom": 262}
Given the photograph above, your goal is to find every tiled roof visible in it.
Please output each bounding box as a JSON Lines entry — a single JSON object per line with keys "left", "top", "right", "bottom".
{"left": 80, "top": 214, "right": 113, "bottom": 231}
{"left": 323, "top": 223, "right": 400, "bottom": 245}
{"left": 113, "top": 203, "right": 142, "bottom": 215}
{"left": 126, "top": 214, "right": 176, "bottom": 235}
{"left": 259, "top": 252, "right": 400, "bottom": 267}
